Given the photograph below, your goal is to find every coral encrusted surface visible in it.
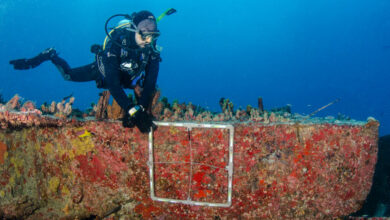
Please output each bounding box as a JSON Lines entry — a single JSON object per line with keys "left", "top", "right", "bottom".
{"left": 0, "top": 109, "right": 379, "bottom": 219}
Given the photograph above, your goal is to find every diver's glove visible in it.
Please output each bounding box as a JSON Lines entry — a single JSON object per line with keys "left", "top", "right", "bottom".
{"left": 9, "top": 48, "right": 57, "bottom": 70}
{"left": 122, "top": 112, "right": 136, "bottom": 128}
{"left": 124, "top": 105, "right": 155, "bottom": 133}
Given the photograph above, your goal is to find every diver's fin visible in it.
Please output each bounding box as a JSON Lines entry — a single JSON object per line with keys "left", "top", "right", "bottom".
{"left": 10, "top": 58, "right": 32, "bottom": 70}
{"left": 10, "top": 48, "right": 57, "bottom": 70}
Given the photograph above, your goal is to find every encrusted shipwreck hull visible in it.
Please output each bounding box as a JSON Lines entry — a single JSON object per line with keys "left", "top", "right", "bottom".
{"left": 0, "top": 111, "right": 379, "bottom": 219}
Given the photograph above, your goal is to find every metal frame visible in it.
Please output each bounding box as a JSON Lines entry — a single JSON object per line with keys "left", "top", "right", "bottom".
{"left": 148, "top": 121, "right": 234, "bottom": 207}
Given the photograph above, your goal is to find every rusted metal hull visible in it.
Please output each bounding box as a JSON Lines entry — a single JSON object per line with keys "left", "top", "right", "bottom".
{"left": 0, "top": 111, "right": 379, "bottom": 219}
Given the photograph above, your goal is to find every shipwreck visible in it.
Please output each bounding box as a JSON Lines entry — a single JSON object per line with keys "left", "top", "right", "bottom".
{"left": 0, "top": 93, "right": 380, "bottom": 219}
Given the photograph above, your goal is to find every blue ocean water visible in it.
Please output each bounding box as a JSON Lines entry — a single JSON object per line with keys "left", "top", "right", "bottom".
{"left": 0, "top": 0, "right": 389, "bottom": 136}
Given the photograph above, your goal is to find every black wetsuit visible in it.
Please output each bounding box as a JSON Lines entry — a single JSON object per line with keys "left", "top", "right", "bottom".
{"left": 51, "top": 27, "right": 160, "bottom": 112}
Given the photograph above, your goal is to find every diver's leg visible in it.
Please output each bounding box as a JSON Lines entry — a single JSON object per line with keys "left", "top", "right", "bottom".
{"left": 50, "top": 56, "right": 100, "bottom": 82}
{"left": 10, "top": 48, "right": 101, "bottom": 83}
{"left": 9, "top": 48, "right": 57, "bottom": 70}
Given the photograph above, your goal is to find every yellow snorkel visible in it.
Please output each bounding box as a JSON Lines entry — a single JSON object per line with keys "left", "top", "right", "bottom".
{"left": 156, "top": 8, "right": 177, "bottom": 23}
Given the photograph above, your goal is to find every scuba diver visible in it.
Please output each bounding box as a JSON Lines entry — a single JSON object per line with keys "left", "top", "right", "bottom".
{"left": 9, "top": 9, "right": 176, "bottom": 133}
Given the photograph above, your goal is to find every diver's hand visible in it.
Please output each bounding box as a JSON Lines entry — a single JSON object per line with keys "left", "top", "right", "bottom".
{"left": 126, "top": 105, "right": 155, "bottom": 133}
{"left": 122, "top": 112, "right": 136, "bottom": 128}
{"left": 9, "top": 59, "right": 31, "bottom": 70}
{"left": 134, "top": 111, "right": 155, "bottom": 133}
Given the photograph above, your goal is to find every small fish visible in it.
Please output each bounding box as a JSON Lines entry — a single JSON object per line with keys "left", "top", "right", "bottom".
{"left": 77, "top": 130, "right": 92, "bottom": 138}
{"left": 62, "top": 93, "right": 73, "bottom": 101}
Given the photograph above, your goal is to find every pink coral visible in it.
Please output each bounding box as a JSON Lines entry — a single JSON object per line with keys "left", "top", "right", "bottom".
{"left": 5, "top": 94, "right": 21, "bottom": 110}
{"left": 21, "top": 101, "right": 36, "bottom": 112}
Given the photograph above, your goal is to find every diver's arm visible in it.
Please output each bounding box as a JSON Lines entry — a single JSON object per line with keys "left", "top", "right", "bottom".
{"left": 103, "top": 56, "right": 132, "bottom": 112}
{"left": 138, "top": 53, "right": 160, "bottom": 109}
{"left": 103, "top": 33, "right": 133, "bottom": 112}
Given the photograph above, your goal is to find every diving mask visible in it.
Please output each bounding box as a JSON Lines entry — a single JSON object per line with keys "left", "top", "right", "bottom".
{"left": 138, "top": 30, "right": 160, "bottom": 41}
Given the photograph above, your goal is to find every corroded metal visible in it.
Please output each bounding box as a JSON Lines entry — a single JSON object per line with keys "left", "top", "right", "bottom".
{"left": 0, "top": 111, "right": 380, "bottom": 219}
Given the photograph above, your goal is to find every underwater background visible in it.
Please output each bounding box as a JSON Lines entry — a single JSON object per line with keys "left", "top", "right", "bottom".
{"left": 0, "top": 0, "right": 389, "bottom": 136}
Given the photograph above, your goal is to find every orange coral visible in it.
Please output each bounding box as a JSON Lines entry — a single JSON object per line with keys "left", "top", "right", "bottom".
{"left": 95, "top": 91, "right": 110, "bottom": 119}
{"left": 107, "top": 98, "right": 124, "bottom": 120}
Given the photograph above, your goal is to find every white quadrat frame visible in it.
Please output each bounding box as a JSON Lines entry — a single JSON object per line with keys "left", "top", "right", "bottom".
{"left": 148, "top": 121, "right": 234, "bottom": 207}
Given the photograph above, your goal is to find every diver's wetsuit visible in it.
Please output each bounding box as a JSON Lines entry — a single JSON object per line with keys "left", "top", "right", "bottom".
{"left": 51, "top": 27, "right": 160, "bottom": 112}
